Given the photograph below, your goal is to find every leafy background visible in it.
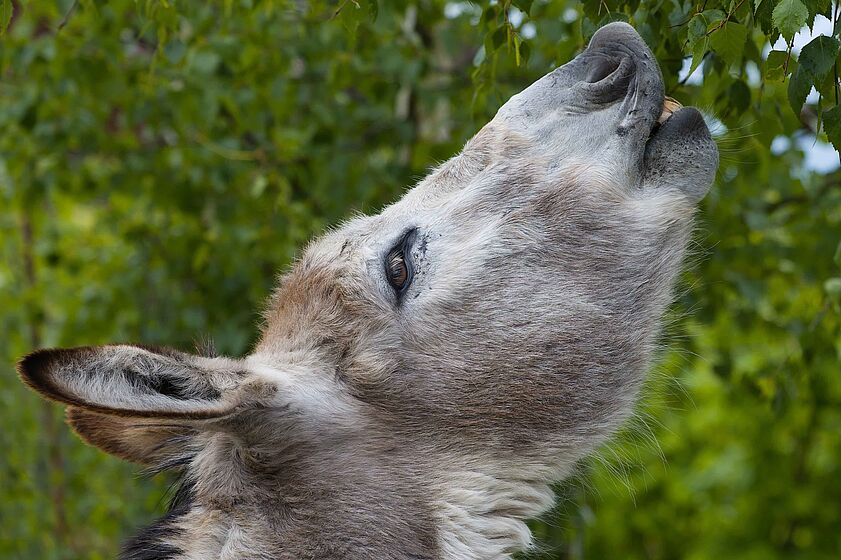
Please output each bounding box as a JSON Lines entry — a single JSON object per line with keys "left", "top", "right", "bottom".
{"left": 1, "top": 0, "right": 840, "bottom": 558}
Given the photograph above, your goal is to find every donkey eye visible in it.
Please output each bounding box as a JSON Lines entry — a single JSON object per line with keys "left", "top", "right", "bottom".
{"left": 387, "top": 251, "right": 409, "bottom": 290}
{"left": 384, "top": 228, "right": 416, "bottom": 294}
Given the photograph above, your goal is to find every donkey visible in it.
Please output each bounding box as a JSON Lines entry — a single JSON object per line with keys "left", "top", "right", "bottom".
{"left": 18, "top": 23, "right": 717, "bottom": 560}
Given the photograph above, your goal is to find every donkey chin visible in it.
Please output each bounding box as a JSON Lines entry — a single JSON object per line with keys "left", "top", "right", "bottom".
{"left": 19, "top": 23, "right": 717, "bottom": 560}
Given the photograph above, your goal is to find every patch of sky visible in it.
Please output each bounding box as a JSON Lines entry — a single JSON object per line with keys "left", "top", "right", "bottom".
{"left": 770, "top": 134, "right": 838, "bottom": 174}
{"left": 443, "top": 2, "right": 479, "bottom": 20}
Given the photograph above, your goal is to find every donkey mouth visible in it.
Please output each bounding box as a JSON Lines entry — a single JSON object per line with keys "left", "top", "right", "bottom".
{"left": 646, "top": 99, "right": 711, "bottom": 149}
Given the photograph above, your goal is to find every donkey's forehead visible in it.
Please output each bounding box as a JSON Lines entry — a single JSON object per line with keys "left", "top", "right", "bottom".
{"left": 291, "top": 218, "right": 366, "bottom": 270}
{"left": 303, "top": 203, "right": 422, "bottom": 264}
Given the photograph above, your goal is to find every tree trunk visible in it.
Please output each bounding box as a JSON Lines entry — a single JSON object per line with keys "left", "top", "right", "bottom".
{"left": 20, "top": 211, "right": 70, "bottom": 553}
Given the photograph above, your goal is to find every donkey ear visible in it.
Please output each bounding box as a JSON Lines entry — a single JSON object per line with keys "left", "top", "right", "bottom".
{"left": 66, "top": 407, "right": 197, "bottom": 465}
{"left": 17, "top": 345, "right": 246, "bottom": 419}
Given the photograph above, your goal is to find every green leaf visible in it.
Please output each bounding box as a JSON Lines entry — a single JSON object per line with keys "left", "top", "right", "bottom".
{"left": 834, "top": 240, "right": 841, "bottom": 267}
{"left": 336, "top": 0, "right": 365, "bottom": 34}
{"left": 189, "top": 51, "right": 221, "bottom": 75}
{"left": 799, "top": 36, "right": 841, "bottom": 81}
{"left": 822, "top": 104, "right": 841, "bottom": 152}
{"left": 366, "top": 0, "right": 378, "bottom": 22}
{"left": 688, "top": 37, "right": 709, "bottom": 77}
{"left": 687, "top": 14, "right": 708, "bottom": 51}
{"left": 513, "top": 0, "right": 534, "bottom": 15}
{"left": 710, "top": 22, "right": 748, "bottom": 66}
{"left": 728, "top": 80, "right": 752, "bottom": 113}
{"left": 824, "top": 277, "right": 841, "bottom": 303}
{"left": 0, "top": 0, "right": 12, "bottom": 36}
{"left": 787, "top": 65, "right": 812, "bottom": 115}
{"left": 472, "top": 44, "right": 486, "bottom": 67}
{"left": 802, "top": 0, "right": 831, "bottom": 25}
{"left": 581, "top": 17, "right": 598, "bottom": 42}
{"left": 491, "top": 25, "right": 507, "bottom": 51}
{"left": 483, "top": 30, "right": 496, "bottom": 58}
{"left": 582, "top": 1, "right": 604, "bottom": 22}
{"left": 765, "top": 50, "right": 794, "bottom": 82}
{"left": 772, "top": 0, "right": 809, "bottom": 39}
{"left": 755, "top": 0, "right": 775, "bottom": 34}
{"left": 481, "top": 6, "right": 497, "bottom": 26}
{"left": 519, "top": 40, "right": 531, "bottom": 66}
{"left": 814, "top": 64, "right": 840, "bottom": 99}
{"left": 702, "top": 9, "right": 727, "bottom": 26}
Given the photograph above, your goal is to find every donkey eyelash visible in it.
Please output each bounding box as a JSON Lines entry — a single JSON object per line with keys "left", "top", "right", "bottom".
{"left": 387, "top": 253, "right": 407, "bottom": 282}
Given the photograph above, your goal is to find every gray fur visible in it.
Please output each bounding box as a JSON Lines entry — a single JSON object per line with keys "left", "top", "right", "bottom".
{"left": 17, "top": 23, "right": 717, "bottom": 560}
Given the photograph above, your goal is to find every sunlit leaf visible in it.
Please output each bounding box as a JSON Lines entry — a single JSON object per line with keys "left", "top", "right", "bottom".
{"left": 709, "top": 22, "right": 748, "bottom": 65}
{"left": 0, "top": 0, "right": 12, "bottom": 35}
{"left": 772, "top": 0, "right": 809, "bottom": 39}
{"left": 687, "top": 14, "right": 708, "bottom": 51}
{"left": 765, "top": 49, "right": 795, "bottom": 82}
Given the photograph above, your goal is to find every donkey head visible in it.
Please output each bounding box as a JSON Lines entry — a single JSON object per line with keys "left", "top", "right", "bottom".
{"left": 19, "top": 23, "right": 717, "bottom": 560}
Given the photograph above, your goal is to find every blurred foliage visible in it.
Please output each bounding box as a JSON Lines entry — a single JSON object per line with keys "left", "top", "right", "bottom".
{"left": 0, "top": 0, "right": 839, "bottom": 559}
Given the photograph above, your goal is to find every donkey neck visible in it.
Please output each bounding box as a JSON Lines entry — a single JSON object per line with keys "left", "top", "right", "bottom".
{"left": 431, "top": 453, "right": 563, "bottom": 560}
{"left": 159, "top": 439, "right": 437, "bottom": 560}
{"left": 144, "top": 442, "right": 564, "bottom": 560}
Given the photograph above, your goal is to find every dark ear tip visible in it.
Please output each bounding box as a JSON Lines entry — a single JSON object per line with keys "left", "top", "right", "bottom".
{"left": 17, "top": 348, "right": 61, "bottom": 388}
{"left": 16, "top": 347, "right": 94, "bottom": 402}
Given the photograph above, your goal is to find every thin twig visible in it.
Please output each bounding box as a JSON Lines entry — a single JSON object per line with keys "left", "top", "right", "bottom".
{"left": 834, "top": 3, "right": 839, "bottom": 105}
{"left": 668, "top": 51, "right": 710, "bottom": 95}
{"left": 783, "top": 39, "right": 794, "bottom": 77}
{"left": 57, "top": 0, "right": 79, "bottom": 31}
{"left": 706, "top": 0, "right": 746, "bottom": 36}
{"left": 21, "top": 211, "right": 70, "bottom": 547}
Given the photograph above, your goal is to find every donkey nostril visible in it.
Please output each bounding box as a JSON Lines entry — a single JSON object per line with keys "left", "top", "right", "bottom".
{"left": 585, "top": 57, "right": 621, "bottom": 83}
{"left": 579, "top": 55, "right": 635, "bottom": 104}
